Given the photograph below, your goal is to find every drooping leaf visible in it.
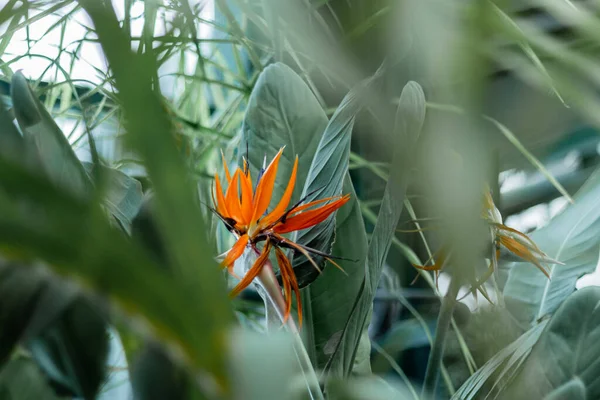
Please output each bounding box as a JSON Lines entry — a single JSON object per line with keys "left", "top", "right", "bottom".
{"left": 503, "top": 167, "right": 600, "bottom": 326}
{"left": 503, "top": 287, "right": 600, "bottom": 399}
{"left": 10, "top": 71, "right": 91, "bottom": 197}
{"left": 321, "top": 81, "right": 426, "bottom": 378}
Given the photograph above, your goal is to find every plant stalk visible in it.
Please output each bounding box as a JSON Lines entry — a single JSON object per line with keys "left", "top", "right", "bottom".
{"left": 252, "top": 247, "right": 325, "bottom": 400}
{"left": 421, "top": 276, "right": 461, "bottom": 399}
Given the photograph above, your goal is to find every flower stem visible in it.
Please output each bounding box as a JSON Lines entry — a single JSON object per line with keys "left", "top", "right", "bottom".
{"left": 253, "top": 247, "right": 324, "bottom": 400}
{"left": 421, "top": 276, "right": 461, "bottom": 399}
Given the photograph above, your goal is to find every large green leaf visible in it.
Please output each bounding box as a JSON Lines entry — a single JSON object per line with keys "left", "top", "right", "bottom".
{"left": 503, "top": 287, "right": 600, "bottom": 399}
{"left": 10, "top": 71, "right": 92, "bottom": 197}
{"left": 302, "top": 176, "right": 367, "bottom": 371}
{"left": 240, "top": 62, "right": 327, "bottom": 207}
{"left": 294, "top": 71, "right": 393, "bottom": 374}
{"left": 503, "top": 168, "right": 600, "bottom": 325}
{"left": 321, "top": 81, "right": 426, "bottom": 378}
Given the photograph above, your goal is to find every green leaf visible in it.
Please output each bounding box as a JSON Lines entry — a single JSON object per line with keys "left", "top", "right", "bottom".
{"left": 302, "top": 176, "right": 368, "bottom": 371}
{"left": 83, "top": 163, "right": 143, "bottom": 233}
{"left": 240, "top": 62, "right": 327, "bottom": 208}
{"left": 504, "top": 287, "right": 600, "bottom": 399}
{"left": 0, "top": 98, "right": 26, "bottom": 165}
{"left": 131, "top": 341, "right": 194, "bottom": 400}
{"left": 10, "top": 71, "right": 92, "bottom": 197}
{"left": 544, "top": 378, "right": 586, "bottom": 400}
{"left": 0, "top": 263, "right": 46, "bottom": 365}
{"left": 0, "top": 357, "right": 59, "bottom": 400}
{"left": 372, "top": 318, "right": 435, "bottom": 374}
{"left": 321, "top": 81, "right": 425, "bottom": 378}
{"left": 503, "top": 168, "right": 600, "bottom": 325}
{"left": 229, "top": 330, "right": 300, "bottom": 400}
{"left": 451, "top": 319, "right": 548, "bottom": 400}
{"left": 327, "top": 375, "right": 416, "bottom": 400}
{"left": 27, "top": 297, "right": 110, "bottom": 400}
{"left": 77, "top": 1, "right": 233, "bottom": 389}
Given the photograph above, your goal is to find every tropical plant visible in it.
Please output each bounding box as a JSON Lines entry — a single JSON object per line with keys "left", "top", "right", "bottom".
{"left": 2, "top": 1, "right": 600, "bottom": 400}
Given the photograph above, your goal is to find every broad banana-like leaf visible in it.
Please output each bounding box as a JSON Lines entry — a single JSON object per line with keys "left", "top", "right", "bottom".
{"left": 239, "top": 62, "right": 326, "bottom": 208}
{"left": 321, "top": 81, "right": 425, "bottom": 378}
{"left": 504, "top": 287, "right": 600, "bottom": 399}
{"left": 504, "top": 167, "right": 600, "bottom": 325}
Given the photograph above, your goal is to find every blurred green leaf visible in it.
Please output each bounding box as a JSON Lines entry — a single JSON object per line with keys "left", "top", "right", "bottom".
{"left": 0, "top": 263, "right": 46, "bottom": 365}
{"left": 504, "top": 287, "right": 600, "bottom": 399}
{"left": 77, "top": 0, "right": 233, "bottom": 390}
{"left": 544, "top": 378, "right": 586, "bottom": 400}
{"left": 82, "top": 162, "right": 143, "bottom": 233}
{"left": 327, "top": 375, "right": 416, "bottom": 400}
{"left": 452, "top": 319, "right": 549, "bottom": 400}
{"left": 240, "top": 62, "right": 326, "bottom": 208}
{"left": 322, "top": 81, "right": 425, "bottom": 378}
{"left": 503, "top": 168, "right": 600, "bottom": 326}
{"left": 229, "top": 330, "right": 299, "bottom": 400}
{"left": 0, "top": 357, "right": 59, "bottom": 400}
{"left": 11, "top": 71, "right": 91, "bottom": 197}
{"left": 372, "top": 318, "right": 435, "bottom": 374}
{"left": 131, "top": 341, "right": 196, "bottom": 400}
{"left": 27, "top": 298, "right": 109, "bottom": 400}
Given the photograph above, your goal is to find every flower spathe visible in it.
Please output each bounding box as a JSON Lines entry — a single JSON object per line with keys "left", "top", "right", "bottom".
{"left": 213, "top": 147, "right": 350, "bottom": 325}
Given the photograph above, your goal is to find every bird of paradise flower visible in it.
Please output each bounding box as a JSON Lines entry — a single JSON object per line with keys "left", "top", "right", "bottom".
{"left": 411, "top": 189, "right": 563, "bottom": 299}
{"left": 212, "top": 147, "right": 350, "bottom": 325}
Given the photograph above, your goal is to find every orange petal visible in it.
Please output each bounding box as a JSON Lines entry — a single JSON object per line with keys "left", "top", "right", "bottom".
{"left": 288, "top": 197, "right": 333, "bottom": 216}
{"left": 275, "top": 247, "right": 293, "bottom": 323}
{"left": 225, "top": 170, "right": 244, "bottom": 223}
{"left": 262, "top": 156, "right": 298, "bottom": 227}
{"left": 229, "top": 239, "right": 272, "bottom": 298}
{"left": 276, "top": 247, "right": 301, "bottom": 327}
{"left": 221, "top": 234, "right": 249, "bottom": 269}
{"left": 251, "top": 148, "right": 284, "bottom": 226}
{"left": 499, "top": 236, "right": 550, "bottom": 278}
{"left": 221, "top": 149, "right": 232, "bottom": 183}
{"left": 214, "top": 174, "right": 230, "bottom": 217}
{"left": 240, "top": 167, "right": 254, "bottom": 225}
{"left": 274, "top": 194, "right": 350, "bottom": 234}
